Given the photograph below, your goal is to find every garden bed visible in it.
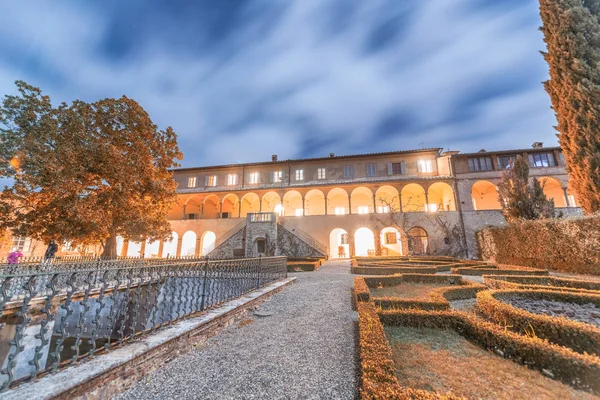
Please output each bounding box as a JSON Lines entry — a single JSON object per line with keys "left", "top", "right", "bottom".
{"left": 484, "top": 275, "right": 600, "bottom": 292}
{"left": 286, "top": 261, "right": 320, "bottom": 272}
{"left": 452, "top": 266, "right": 549, "bottom": 276}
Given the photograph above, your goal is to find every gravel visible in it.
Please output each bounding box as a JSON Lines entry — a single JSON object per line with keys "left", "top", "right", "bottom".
{"left": 507, "top": 298, "right": 600, "bottom": 327}
{"left": 450, "top": 298, "right": 477, "bottom": 313}
{"left": 114, "top": 260, "right": 357, "bottom": 400}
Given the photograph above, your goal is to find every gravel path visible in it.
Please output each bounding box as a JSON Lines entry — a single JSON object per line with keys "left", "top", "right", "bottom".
{"left": 115, "top": 260, "right": 357, "bottom": 400}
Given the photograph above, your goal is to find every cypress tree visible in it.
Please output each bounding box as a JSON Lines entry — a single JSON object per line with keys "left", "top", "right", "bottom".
{"left": 539, "top": 0, "right": 600, "bottom": 213}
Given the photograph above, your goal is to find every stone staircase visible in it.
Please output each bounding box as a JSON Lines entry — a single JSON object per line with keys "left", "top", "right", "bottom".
{"left": 279, "top": 220, "right": 327, "bottom": 256}
{"left": 207, "top": 219, "right": 247, "bottom": 256}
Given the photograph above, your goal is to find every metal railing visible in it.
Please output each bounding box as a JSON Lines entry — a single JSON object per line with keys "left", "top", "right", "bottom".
{"left": 0, "top": 256, "right": 287, "bottom": 391}
{"left": 280, "top": 220, "right": 327, "bottom": 255}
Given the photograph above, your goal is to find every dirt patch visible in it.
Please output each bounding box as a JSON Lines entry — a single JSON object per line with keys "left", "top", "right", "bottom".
{"left": 449, "top": 298, "right": 477, "bottom": 313}
{"left": 370, "top": 283, "right": 448, "bottom": 300}
{"left": 385, "top": 326, "right": 598, "bottom": 400}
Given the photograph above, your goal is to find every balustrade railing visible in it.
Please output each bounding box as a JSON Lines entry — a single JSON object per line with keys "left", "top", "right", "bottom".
{"left": 0, "top": 256, "right": 287, "bottom": 391}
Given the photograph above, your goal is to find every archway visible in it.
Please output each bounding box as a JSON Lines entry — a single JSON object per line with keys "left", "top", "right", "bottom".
{"left": 116, "top": 236, "right": 124, "bottom": 256}
{"left": 203, "top": 195, "right": 220, "bottom": 219}
{"left": 305, "top": 189, "right": 326, "bottom": 216}
{"left": 538, "top": 177, "right": 567, "bottom": 208}
{"left": 380, "top": 227, "right": 402, "bottom": 256}
{"left": 201, "top": 231, "right": 216, "bottom": 255}
{"left": 427, "top": 182, "right": 456, "bottom": 212}
{"left": 567, "top": 182, "right": 578, "bottom": 207}
{"left": 161, "top": 232, "right": 178, "bottom": 258}
{"left": 126, "top": 241, "right": 142, "bottom": 257}
{"left": 262, "top": 191, "right": 281, "bottom": 213}
{"left": 327, "top": 188, "right": 349, "bottom": 215}
{"left": 401, "top": 184, "right": 426, "bottom": 212}
{"left": 221, "top": 194, "right": 240, "bottom": 218}
{"left": 181, "top": 231, "right": 197, "bottom": 256}
{"left": 282, "top": 190, "right": 304, "bottom": 216}
{"left": 375, "top": 185, "right": 400, "bottom": 213}
{"left": 144, "top": 239, "right": 160, "bottom": 258}
{"left": 471, "top": 180, "right": 501, "bottom": 210}
{"left": 329, "top": 228, "right": 349, "bottom": 259}
{"left": 355, "top": 227, "right": 376, "bottom": 257}
{"left": 183, "top": 195, "right": 203, "bottom": 219}
{"left": 351, "top": 187, "right": 373, "bottom": 214}
{"left": 407, "top": 227, "right": 428, "bottom": 255}
{"left": 240, "top": 193, "right": 260, "bottom": 217}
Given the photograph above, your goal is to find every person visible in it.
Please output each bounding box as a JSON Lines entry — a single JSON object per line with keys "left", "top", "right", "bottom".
{"left": 43, "top": 239, "right": 58, "bottom": 264}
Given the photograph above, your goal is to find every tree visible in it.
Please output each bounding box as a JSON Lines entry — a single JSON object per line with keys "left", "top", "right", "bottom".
{"left": 539, "top": 0, "right": 600, "bottom": 213}
{"left": 0, "top": 81, "right": 183, "bottom": 258}
{"left": 497, "top": 155, "right": 556, "bottom": 222}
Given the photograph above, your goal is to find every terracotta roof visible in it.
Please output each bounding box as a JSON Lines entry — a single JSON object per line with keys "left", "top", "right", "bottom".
{"left": 456, "top": 146, "right": 561, "bottom": 157}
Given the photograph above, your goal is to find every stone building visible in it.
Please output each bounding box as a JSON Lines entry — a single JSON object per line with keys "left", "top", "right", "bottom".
{"left": 1, "top": 143, "right": 582, "bottom": 260}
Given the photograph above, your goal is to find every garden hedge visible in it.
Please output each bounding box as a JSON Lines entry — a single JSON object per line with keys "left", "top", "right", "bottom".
{"left": 477, "top": 289, "right": 600, "bottom": 356}
{"left": 379, "top": 309, "right": 600, "bottom": 394}
{"left": 451, "top": 267, "right": 548, "bottom": 276}
{"left": 477, "top": 215, "right": 600, "bottom": 275}
{"left": 483, "top": 275, "right": 600, "bottom": 292}
{"left": 352, "top": 266, "right": 438, "bottom": 275}
{"left": 286, "top": 261, "right": 320, "bottom": 272}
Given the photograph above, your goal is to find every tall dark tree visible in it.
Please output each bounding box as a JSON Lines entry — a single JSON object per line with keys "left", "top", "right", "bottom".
{"left": 498, "top": 155, "right": 556, "bottom": 223}
{"left": 0, "top": 81, "right": 183, "bottom": 258}
{"left": 539, "top": 0, "right": 600, "bottom": 213}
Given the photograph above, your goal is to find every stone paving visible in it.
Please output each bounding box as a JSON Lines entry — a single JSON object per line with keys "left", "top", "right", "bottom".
{"left": 115, "top": 260, "right": 357, "bottom": 400}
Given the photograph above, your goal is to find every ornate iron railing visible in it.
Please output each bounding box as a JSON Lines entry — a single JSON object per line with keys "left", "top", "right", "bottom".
{"left": 0, "top": 256, "right": 287, "bottom": 391}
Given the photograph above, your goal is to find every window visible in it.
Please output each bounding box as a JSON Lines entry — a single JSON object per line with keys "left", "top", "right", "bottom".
{"left": 497, "top": 155, "right": 516, "bottom": 169}
{"left": 559, "top": 153, "right": 565, "bottom": 166}
{"left": 529, "top": 153, "right": 556, "bottom": 168}
{"left": 273, "top": 171, "right": 283, "bottom": 183}
{"left": 226, "top": 173, "right": 238, "bottom": 186}
{"left": 357, "top": 206, "right": 369, "bottom": 214}
{"left": 377, "top": 205, "right": 389, "bottom": 213}
{"left": 249, "top": 172, "right": 260, "bottom": 184}
{"left": 334, "top": 207, "right": 345, "bottom": 215}
{"left": 567, "top": 194, "right": 576, "bottom": 207}
{"left": 187, "top": 177, "right": 197, "bottom": 188}
{"left": 256, "top": 238, "right": 266, "bottom": 254}
{"left": 417, "top": 160, "right": 433, "bottom": 173}
{"left": 468, "top": 157, "right": 494, "bottom": 172}
{"left": 366, "top": 163, "right": 377, "bottom": 177}
{"left": 384, "top": 232, "right": 397, "bottom": 244}
{"left": 295, "top": 169, "right": 304, "bottom": 181}
{"left": 206, "top": 175, "right": 218, "bottom": 187}
{"left": 317, "top": 168, "right": 326, "bottom": 180}
{"left": 187, "top": 213, "right": 197, "bottom": 220}
{"left": 392, "top": 162, "right": 404, "bottom": 175}
{"left": 11, "top": 236, "right": 31, "bottom": 252}
{"left": 427, "top": 204, "right": 438, "bottom": 213}
{"left": 295, "top": 208, "right": 304, "bottom": 216}
{"left": 343, "top": 166, "right": 354, "bottom": 178}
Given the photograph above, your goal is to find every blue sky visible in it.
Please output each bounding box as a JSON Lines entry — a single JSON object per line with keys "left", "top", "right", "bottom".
{"left": 0, "top": 0, "right": 557, "bottom": 168}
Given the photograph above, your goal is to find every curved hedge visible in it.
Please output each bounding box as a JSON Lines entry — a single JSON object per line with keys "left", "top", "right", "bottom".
{"left": 452, "top": 267, "right": 548, "bottom": 276}
{"left": 477, "top": 289, "right": 600, "bottom": 356}
{"left": 483, "top": 275, "right": 600, "bottom": 292}
{"left": 352, "top": 266, "right": 438, "bottom": 275}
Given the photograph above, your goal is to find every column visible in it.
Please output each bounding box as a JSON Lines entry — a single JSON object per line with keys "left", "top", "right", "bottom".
{"left": 302, "top": 196, "right": 306, "bottom": 216}
{"left": 424, "top": 191, "right": 429, "bottom": 212}
{"left": 348, "top": 196, "right": 352, "bottom": 215}
{"left": 195, "top": 237, "right": 202, "bottom": 257}
{"left": 325, "top": 199, "right": 328, "bottom": 215}
{"left": 200, "top": 203, "right": 204, "bottom": 219}
{"left": 349, "top": 236, "right": 356, "bottom": 257}
{"left": 176, "top": 238, "right": 183, "bottom": 257}
{"left": 563, "top": 187, "right": 570, "bottom": 207}
{"left": 182, "top": 204, "right": 187, "bottom": 219}
{"left": 158, "top": 241, "right": 165, "bottom": 259}
{"left": 219, "top": 202, "right": 223, "bottom": 218}
{"left": 398, "top": 192, "right": 403, "bottom": 213}
{"left": 374, "top": 231, "right": 382, "bottom": 256}
{"left": 372, "top": 194, "right": 377, "bottom": 214}
{"left": 121, "top": 240, "right": 129, "bottom": 257}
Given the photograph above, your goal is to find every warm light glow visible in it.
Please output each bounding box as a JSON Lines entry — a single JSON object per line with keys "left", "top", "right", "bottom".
{"left": 427, "top": 203, "right": 438, "bottom": 213}
{"left": 249, "top": 172, "right": 259, "bottom": 184}
{"left": 357, "top": 206, "right": 369, "bottom": 214}
{"left": 274, "top": 204, "right": 284, "bottom": 216}
{"left": 377, "top": 205, "right": 390, "bottom": 213}
{"left": 417, "top": 159, "right": 433, "bottom": 173}
{"left": 335, "top": 207, "right": 345, "bottom": 215}
{"left": 9, "top": 155, "right": 20, "bottom": 170}
{"left": 295, "top": 208, "right": 303, "bottom": 216}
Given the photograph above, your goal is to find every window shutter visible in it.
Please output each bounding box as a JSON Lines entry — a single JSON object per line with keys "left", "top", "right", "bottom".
{"left": 387, "top": 163, "right": 393, "bottom": 175}
{"left": 400, "top": 161, "right": 406, "bottom": 175}
{"left": 214, "top": 176, "right": 218, "bottom": 186}
{"left": 548, "top": 153, "right": 555, "bottom": 167}
{"left": 204, "top": 176, "right": 209, "bottom": 186}
{"left": 270, "top": 171, "right": 274, "bottom": 183}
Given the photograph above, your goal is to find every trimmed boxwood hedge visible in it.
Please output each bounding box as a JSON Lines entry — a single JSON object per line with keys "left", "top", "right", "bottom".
{"left": 352, "top": 266, "right": 439, "bottom": 275}
{"left": 379, "top": 309, "right": 600, "bottom": 394}
{"left": 477, "top": 289, "right": 600, "bottom": 356}
{"left": 483, "top": 275, "right": 600, "bottom": 293}
{"left": 287, "top": 261, "right": 320, "bottom": 272}
{"left": 451, "top": 267, "right": 549, "bottom": 276}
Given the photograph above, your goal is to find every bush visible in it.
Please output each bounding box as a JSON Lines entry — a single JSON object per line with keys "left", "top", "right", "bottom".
{"left": 477, "top": 215, "right": 600, "bottom": 275}
{"left": 379, "top": 309, "right": 600, "bottom": 394}
{"left": 451, "top": 267, "right": 548, "bottom": 276}
{"left": 483, "top": 275, "right": 600, "bottom": 292}
{"left": 352, "top": 266, "right": 438, "bottom": 275}
{"left": 476, "top": 289, "right": 600, "bottom": 356}
{"left": 286, "top": 261, "right": 319, "bottom": 272}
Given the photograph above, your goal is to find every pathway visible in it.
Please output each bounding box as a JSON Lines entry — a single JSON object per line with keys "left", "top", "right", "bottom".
{"left": 115, "top": 260, "right": 357, "bottom": 400}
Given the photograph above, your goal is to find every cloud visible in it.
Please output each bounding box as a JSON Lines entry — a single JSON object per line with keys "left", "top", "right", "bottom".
{"left": 0, "top": 0, "right": 557, "bottom": 168}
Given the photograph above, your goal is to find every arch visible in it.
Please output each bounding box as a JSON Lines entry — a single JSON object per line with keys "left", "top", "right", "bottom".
{"left": 538, "top": 177, "right": 567, "bottom": 208}
{"left": 380, "top": 227, "right": 403, "bottom": 256}
{"left": 305, "top": 189, "right": 326, "bottom": 216}
{"left": 401, "top": 183, "right": 426, "bottom": 212}
{"left": 203, "top": 194, "right": 220, "bottom": 219}
{"left": 116, "top": 236, "right": 124, "bottom": 256}
{"left": 183, "top": 195, "right": 203, "bottom": 215}
{"left": 329, "top": 228, "right": 349, "bottom": 259}
{"left": 407, "top": 227, "right": 428, "bottom": 255}
{"left": 427, "top": 182, "right": 456, "bottom": 212}
{"left": 181, "top": 231, "right": 197, "bottom": 256}
{"left": 327, "top": 188, "right": 349, "bottom": 215}
{"left": 144, "top": 239, "right": 160, "bottom": 258}
{"left": 351, "top": 187, "right": 374, "bottom": 214}
{"left": 282, "top": 190, "right": 304, "bottom": 216}
{"left": 471, "top": 180, "right": 501, "bottom": 210}
{"left": 354, "top": 227, "right": 375, "bottom": 257}
{"left": 240, "top": 193, "right": 260, "bottom": 217}
{"left": 201, "top": 231, "right": 216, "bottom": 255}
{"left": 261, "top": 191, "right": 281, "bottom": 213}
{"left": 161, "top": 232, "right": 178, "bottom": 258}
{"left": 567, "top": 181, "right": 578, "bottom": 207}
{"left": 126, "top": 241, "right": 142, "bottom": 257}
{"left": 375, "top": 185, "right": 400, "bottom": 213}
{"left": 222, "top": 194, "right": 240, "bottom": 218}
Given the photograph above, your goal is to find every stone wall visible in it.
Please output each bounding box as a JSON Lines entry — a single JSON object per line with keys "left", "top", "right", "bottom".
{"left": 276, "top": 227, "right": 325, "bottom": 257}
{"left": 207, "top": 228, "right": 245, "bottom": 259}
{"left": 245, "top": 215, "right": 277, "bottom": 257}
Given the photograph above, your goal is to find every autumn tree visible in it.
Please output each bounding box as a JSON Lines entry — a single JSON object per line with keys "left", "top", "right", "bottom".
{"left": 0, "top": 81, "right": 183, "bottom": 258}
{"left": 539, "top": 0, "right": 600, "bottom": 213}
{"left": 497, "top": 155, "right": 556, "bottom": 222}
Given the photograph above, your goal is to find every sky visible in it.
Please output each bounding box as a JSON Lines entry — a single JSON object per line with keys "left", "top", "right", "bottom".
{"left": 0, "top": 0, "right": 558, "bottom": 169}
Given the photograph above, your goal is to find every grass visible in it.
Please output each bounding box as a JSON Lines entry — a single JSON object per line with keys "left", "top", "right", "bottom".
{"left": 385, "top": 326, "right": 598, "bottom": 400}
{"left": 370, "top": 283, "right": 448, "bottom": 300}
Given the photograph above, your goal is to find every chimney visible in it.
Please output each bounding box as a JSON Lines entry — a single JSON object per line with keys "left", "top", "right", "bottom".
{"left": 478, "top": 149, "right": 487, "bottom": 153}
{"left": 532, "top": 142, "right": 544, "bottom": 148}
{"left": 272, "top": 154, "right": 278, "bottom": 162}
{"left": 329, "top": 153, "right": 335, "bottom": 158}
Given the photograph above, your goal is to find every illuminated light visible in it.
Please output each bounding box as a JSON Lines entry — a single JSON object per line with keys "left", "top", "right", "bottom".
{"left": 377, "top": 205, "right": 390, "bottom": 213}
{"left": 295, "top": 208, "right": 303, "bottom": 217}
{"left": 427, "top": 204, "right": 438, "bottom": 213}
{"left": 274, "top": 204, "right": 284, "bottom": 216}
{"left": 9, "top": 156, "right": 20, "bottom": 170}
{"left": 357, "top": 206, "right": 370, "bottom": 214}
{"left": 334, "top": 207, "right": 345, "bottom": 215}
